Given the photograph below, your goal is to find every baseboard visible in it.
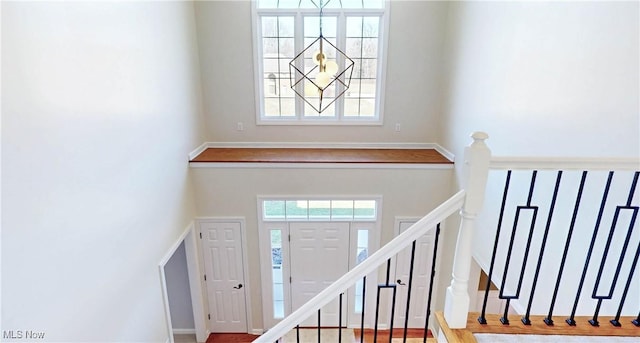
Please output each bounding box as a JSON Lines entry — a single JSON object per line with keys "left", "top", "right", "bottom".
{"left": 250, "top": 328, "right": 264, "bottom": 335}
{"left": 173, "top": 328, "right": 196, "bottom": 335}
{"left": 436, "top": 329, "right": 448, "bottom": 343}
{"left": 434, "top": 143, "right": 455, "bottom": 162}
{"left": 188, "top": 142, "right": 209, "bottom": 161}
{"left": 200, "top": 141, "right": 443, "bottom": 149}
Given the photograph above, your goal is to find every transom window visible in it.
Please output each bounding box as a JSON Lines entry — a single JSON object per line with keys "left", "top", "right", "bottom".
{"left": 253, "top": 0, "right": 388, "bottom": 124}
{"left": 262, "top": 199, "right": 378, "bottom": 221}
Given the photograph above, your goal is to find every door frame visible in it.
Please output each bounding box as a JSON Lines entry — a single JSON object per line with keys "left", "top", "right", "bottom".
{"left": 257, "top": 196, "right": 382, "bottom": 330}
{"left": 195, "top": 217, "right": 254, "bottom": 335}
{"left": 259, "top": 221, "right": 380, "bottom": 329}
{"left": 159, "top": 222, "right": 208, "bottom": 343}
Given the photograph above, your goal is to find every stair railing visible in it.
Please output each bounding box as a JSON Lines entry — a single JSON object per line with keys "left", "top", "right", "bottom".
{"left": 477, "top": 155, "right": 640, "bottom": 329}
{"left": 255, "top": 132, "right": 492, "bottom": 342}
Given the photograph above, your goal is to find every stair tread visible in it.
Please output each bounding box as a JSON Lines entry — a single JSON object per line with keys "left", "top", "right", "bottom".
{"left": 435, "top": 311, "right": 477, "bottom": 343}
{"left": 467, "top": 312, "right": 640, "bottom": 337}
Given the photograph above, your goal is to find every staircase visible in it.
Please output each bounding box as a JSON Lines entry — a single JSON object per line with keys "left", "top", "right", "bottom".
{"left": 254, "top": 132, "right": 640, "bottom": 343}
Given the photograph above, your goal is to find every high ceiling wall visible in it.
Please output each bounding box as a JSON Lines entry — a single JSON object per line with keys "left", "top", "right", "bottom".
{"left": 439, "top": 0, "right": 639, "bottom": 163}
{"left": 194, "top": 0, "right": 449, "bottom": 143}
{"left": 193, "top": 0, "right": 639, "bottom": 157}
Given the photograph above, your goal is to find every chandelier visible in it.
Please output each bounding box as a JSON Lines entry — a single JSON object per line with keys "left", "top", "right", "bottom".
{"left": 289, "top": 0, "right": 354, "bottom": 113}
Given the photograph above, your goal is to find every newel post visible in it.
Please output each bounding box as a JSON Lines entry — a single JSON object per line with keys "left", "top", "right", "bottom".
{"left": 444, "top": 132, "right": 491, "bottom": 328}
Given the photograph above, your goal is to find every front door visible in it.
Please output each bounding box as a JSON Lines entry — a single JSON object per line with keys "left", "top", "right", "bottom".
{"left": 289, "top": 222, "right": 350, "bottom": 327}
{"left": 200, "top": 221, "right": 248, "bottom": 333}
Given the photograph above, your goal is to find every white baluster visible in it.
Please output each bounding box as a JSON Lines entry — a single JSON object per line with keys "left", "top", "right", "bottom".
{"left": 444, "top": 131, "right": 491, "bottom": 328}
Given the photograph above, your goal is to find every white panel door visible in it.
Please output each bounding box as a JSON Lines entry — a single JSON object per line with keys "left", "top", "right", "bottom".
{"left": 201, "top": 221, "right": 248, "bottom": 333}
{"left": 394, "top": 221, "right": 436, "bottom": 328}
{"left": 290, "top": 222, "right": 350, "bottom": 327}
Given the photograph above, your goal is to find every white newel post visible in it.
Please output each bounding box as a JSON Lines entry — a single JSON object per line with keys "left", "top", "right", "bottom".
{"left": 444, "top": 132, "right": 491, "bottom": 328}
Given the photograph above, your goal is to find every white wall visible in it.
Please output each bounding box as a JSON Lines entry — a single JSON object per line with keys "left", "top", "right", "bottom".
{"left": 191, "top": 167, "right": 454, "bottom": 330}
{"left": 193, "top": 0, "right": 449, "bottom": 143}
{"left": 438, "top": 0, "right": 639, "bottom": 318}
{"left": 2, "top": 2, "right": 205, "bottom": 342}
{"left": 440, "top": 1, "right": 639, "bottom": 163}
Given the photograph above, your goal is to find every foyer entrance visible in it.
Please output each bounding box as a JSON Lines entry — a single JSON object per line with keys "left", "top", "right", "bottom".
{"left": 258, "top": 197, "right": 381, "bottom": 330}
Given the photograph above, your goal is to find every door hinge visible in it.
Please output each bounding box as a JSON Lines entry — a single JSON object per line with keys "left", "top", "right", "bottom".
{"left": 289, "top": 276, "right": 292, "bottom": 283}
{"left": 288, "top": 234, "right": 291, "bottom": 242}
{"left": 208, "top": 314, "right": 211, "bottom": 320}
{"left": 199, "top": 232, "right": 202, "bottom": 239}
{"left": 204, "top": 274, "right": 207, "bottom": 281}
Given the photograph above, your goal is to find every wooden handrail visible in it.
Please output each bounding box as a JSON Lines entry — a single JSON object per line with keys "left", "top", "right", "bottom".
{"left": 490, "top": 156, "right": 640, "bottom": 171}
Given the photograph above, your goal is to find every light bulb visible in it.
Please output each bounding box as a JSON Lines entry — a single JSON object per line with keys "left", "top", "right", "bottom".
{"left": 325, "top": 60, "right": 339, "bottom": 75}
{"left": 315, "top": 72, "right": 331, "bottom": 88}
{"left": 313, "top": 50, "right": 325, "bottom": 66}
{"left": 305, "top": 82, "right": 319, "bottom": 96}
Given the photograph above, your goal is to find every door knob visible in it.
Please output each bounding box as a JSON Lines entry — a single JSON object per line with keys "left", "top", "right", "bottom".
{"left": 397, "top": 279, "right": 406, "bottom": 286}
{"left": 233, "top": 284, "right": 243, "bottom": 289}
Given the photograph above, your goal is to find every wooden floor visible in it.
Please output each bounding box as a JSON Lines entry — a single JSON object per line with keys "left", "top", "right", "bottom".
{"left": 205, "top": 328, "right": 432, "bottom": 343}
{"left": 191, "top": 148, "right": 452, "bottom": 164}
{"left": 466, "top": 312, "right": 640, "bottom": 337}
{"left": 206, "top": 332, "right": 259, "bottom": 343}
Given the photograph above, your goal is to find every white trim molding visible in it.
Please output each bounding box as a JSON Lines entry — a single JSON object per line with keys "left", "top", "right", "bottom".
{"left": 188, "top": 142, "right": 209, "bottom": 161}
{"left": 490, "top": 156, "right": 640, "bottom": 171}
{"left": 434, "top": 144, "right": 455, "bottom": 162}
{"left": 191, "top": 141, "right": 451, "bottom": 150}
{"left": 159, "top": 222, "right": 208, "bottom": 343}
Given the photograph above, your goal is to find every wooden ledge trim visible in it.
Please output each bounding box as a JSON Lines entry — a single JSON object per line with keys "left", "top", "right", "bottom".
{"left": 191, "top": 148, "right": 453, "bottom": 164}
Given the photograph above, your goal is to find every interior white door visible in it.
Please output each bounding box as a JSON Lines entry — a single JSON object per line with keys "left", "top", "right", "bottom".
{"left": 200, "top": 221, "right": 248, "bottom": 333}
{"left": 290, "top": 222, "right": 350, "bottom": 327}
{"left": 394, "top": 221, "right": 436, "bottom": 328}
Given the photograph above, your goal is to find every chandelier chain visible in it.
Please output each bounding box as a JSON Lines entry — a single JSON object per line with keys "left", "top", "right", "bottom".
{"left": 319, "top": 0, "right": 324, "bottom": 36}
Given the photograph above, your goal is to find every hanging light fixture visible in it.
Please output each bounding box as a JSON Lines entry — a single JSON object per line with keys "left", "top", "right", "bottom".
{"left": 289, "top": 0, "right": 354, "bottom": 113}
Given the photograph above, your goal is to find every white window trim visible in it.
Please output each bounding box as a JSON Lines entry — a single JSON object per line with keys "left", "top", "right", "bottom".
{"left": 259, "top": 196, "right": 382, "bottom": 222}
{"left": 251, "top": 2, "right": 390, "bottom": 126}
